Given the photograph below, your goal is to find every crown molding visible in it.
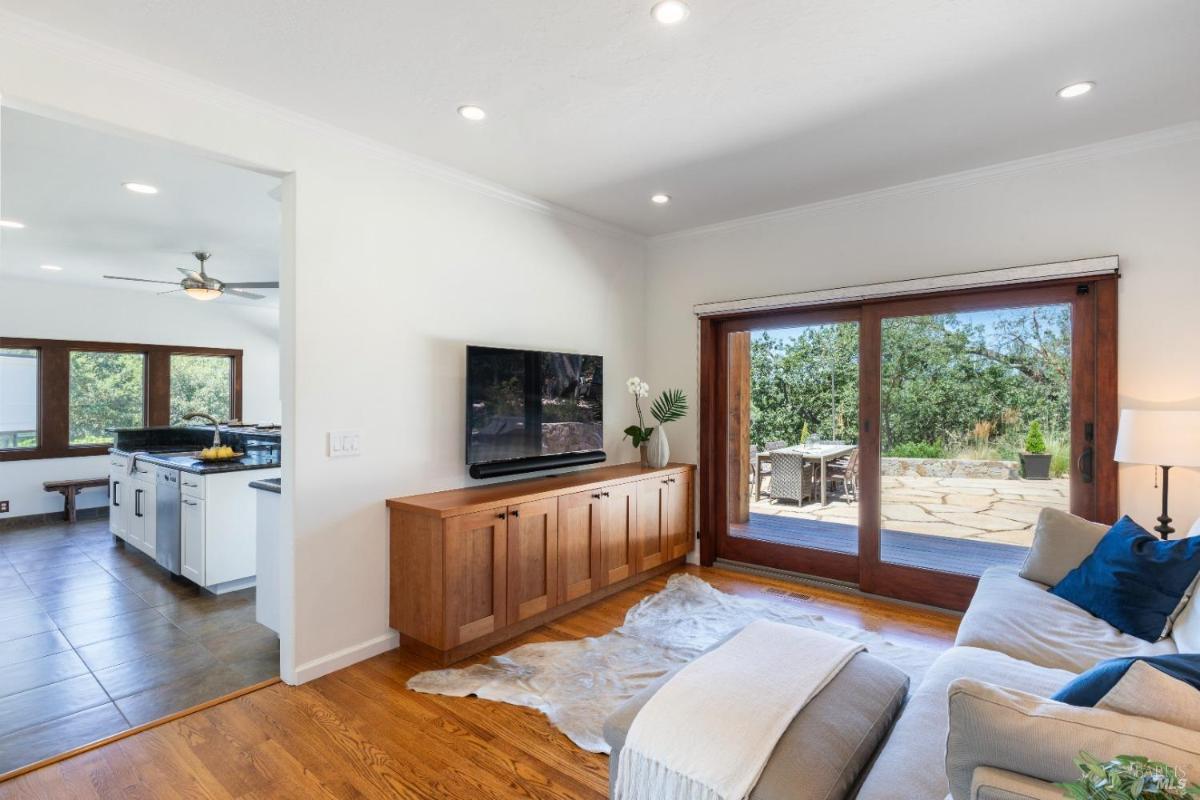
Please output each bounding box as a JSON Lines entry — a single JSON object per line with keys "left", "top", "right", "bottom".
{"left": 652, "top": 120, "right": 1200, "bottom": 245}
{"left": 0, "top": 10, "right": 642, "bottom": 244}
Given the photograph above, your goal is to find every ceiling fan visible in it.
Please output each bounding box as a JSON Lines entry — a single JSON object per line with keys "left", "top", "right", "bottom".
{"left": 103, "top": 251, "right": 279, "bottom": 301}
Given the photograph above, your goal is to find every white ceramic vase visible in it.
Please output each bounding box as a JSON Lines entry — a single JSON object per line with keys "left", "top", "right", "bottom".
{"left": 646, "top": 426, "right": 670, "bottom": 468}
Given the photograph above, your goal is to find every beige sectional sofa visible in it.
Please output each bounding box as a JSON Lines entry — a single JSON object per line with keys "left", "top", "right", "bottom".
{"left": 856, "top": 564, "right": 1196, "bottom": 799}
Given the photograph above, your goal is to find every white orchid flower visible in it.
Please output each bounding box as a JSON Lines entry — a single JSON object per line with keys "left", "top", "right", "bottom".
{"left": 626, "top": 377, "right": 642, "bottom": 394}
{"left": 638, "top": 380, "right": 650, "bottom": 397}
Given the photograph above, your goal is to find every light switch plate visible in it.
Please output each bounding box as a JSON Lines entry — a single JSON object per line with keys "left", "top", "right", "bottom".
{"left": 327, "top": 430, "right": 361, "bottom": 458}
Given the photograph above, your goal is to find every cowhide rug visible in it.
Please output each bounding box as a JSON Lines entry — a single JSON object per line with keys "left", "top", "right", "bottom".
{"left": 407, "top": 573, "right": 938, "bottom": 753}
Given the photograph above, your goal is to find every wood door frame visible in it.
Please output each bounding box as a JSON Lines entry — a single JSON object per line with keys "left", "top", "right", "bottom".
{"left": 698, "top": 276, "right": 1118, "bottom": 610}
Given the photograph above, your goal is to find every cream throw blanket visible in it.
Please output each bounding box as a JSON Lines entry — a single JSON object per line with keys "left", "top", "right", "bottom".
{"left": 613, "top": 619, "right": 865, "bottom": 800}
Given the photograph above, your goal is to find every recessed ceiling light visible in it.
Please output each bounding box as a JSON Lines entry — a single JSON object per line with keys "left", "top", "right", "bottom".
{"left": 651, "top": 0, "right": 690, "bottom": 24}
{"left": 39, "top": 264, "right": 63, "bottom": 272}
{"left": 651, "top": 193, "right": 671, "bottom": 205}
{"left": 123, "top": 182, "right": 159, "bottom": 194}
{"left": 1057, "top": 81, "right": 1095, "bottom": 99}
{"left": 0, "top": 219, "right": 26, "bottom": 229}
{"left": 457, "top": 105, "right": 487, "bottom": 121}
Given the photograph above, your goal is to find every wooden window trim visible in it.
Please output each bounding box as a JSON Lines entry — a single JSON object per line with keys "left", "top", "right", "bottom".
{"left": 0, "top": 337, "right": 242, "bottom": 462}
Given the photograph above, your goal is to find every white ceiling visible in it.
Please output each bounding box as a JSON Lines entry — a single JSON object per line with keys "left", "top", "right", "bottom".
{"left": 0, "top": 107, "right": 281, "bottom": 304}
{"left": 2, "top": 1, "right": 1198, "bottom": 236}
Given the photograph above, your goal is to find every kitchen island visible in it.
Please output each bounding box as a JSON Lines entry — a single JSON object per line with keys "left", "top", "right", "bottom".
{"left": 107, "top": 425, "right": 281, "bottom": 594}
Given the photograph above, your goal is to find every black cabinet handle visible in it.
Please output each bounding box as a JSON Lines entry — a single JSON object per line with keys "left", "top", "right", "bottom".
{"left": 112, "top": 481, "right": 120, "bottom": 506}
{"left": 496, "top": 512, "right": 506, "bottom": 520}
{"left": 601, "top": 491, "right": 610, "bottom": 498}
{"left": 591, "top": 493, "right": 602, "bottom": 500}
{"left": 511, "top": 509, "right": 520, "bottom": 518}
{"left": 134, "top": 489, "right": 142, "bottom": 518}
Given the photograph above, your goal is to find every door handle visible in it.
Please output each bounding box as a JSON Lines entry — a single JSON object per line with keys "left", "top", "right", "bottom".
{"left": 1078, "top": 446, "right": 1094, "bottom": 484}
{"left": 113, "top": 481, "right": 120, "bottom": 506}
{"left": 135, "top": 489, "right": 142, "bottom": 518}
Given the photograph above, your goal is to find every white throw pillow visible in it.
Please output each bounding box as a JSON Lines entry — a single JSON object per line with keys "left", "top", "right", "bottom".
{"left": 1169, "top": 518, "right": 1200, "bottom": 652}
{"left": 1019, "top": 508, "right": 1109, "bottom": 586}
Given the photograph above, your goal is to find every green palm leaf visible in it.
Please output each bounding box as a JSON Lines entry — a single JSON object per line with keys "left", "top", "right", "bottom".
{"left": 651, "top": 388, "right": 688, "bottom": 425}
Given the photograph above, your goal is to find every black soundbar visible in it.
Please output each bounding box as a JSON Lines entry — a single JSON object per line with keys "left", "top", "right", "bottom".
{"left": 469, "top": 450, "right": 607, "bottom": 479}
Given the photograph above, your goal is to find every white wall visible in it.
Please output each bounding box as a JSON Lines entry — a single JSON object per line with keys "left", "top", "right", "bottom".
{"left": 0, "top": 277, "right": 281, "bottom": 516}
{"left": 0, "top": 16, "right": 646, "bottom": 683}
{"left": 646, "top": 131, "right": 1200, "bottom": 535}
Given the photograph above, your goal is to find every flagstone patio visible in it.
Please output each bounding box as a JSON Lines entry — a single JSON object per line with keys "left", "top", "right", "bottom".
{"left": 750, "top": 474, "right": 1070, "bottom": 548}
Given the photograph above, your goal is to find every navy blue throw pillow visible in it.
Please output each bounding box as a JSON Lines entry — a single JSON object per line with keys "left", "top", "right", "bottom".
{"left": 1052, "top": 654, "right": 1200, "bottom": 707}
{"left": 1049, "top": 515, "right": 1200, "bottom": 642}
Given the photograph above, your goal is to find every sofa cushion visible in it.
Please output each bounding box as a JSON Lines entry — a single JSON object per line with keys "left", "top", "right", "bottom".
{"left": 855, "top": 646, "right": 1075, "bottom": 800}
{"left": 1050, "top": 516, "right": 1200, "bottom": 642}
{"left": 944, "top": 678, "right": 1200, "bottom": 800}
{"left": 1050, "top": 655, "right": 1200, "bottom": 730}
{"left": 955, "top": 566, "right": 1177, "bottom": 673}
{"left": 604, "top": 650, "right": 908, "bottom": 800}
{"left": 1019, "top": 508, "right": 1108, "bottom": 587}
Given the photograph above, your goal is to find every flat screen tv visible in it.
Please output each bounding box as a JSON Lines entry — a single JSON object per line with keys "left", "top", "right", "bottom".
{"left": 466, "top": 346, "right": 605, "bottom": 478}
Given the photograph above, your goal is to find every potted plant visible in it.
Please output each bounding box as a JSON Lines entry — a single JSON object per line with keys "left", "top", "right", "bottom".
{"left": 1020, "top": 420, "right": 1052, "bottom": 480}
{"left": 1059, "top": 752, "right": 1200, "bottom": 799}
{"left": 624, "top": 377, "right": 688, "bottom": 468}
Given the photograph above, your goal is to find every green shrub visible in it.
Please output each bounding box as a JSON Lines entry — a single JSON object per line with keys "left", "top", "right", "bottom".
{"left": 1049, "top": 435, "right": 1071, "bottom": 478}
{"left": 885, "top": 441, "right": 945, "bottom": 459}
{"left": 1025, "top": 421, "right": 1047, "bottom": 454}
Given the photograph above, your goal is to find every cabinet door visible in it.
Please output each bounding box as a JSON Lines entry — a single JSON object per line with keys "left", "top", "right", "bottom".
{"left": 602, "top": 481, "right": 637, "bottom": 585}
{"left": 506, "top": 497, "right": 558, "bottom": 623}
{"left": 138, "top": 477, "right": 157, "bottom": 558}
{"left": 636, "top": 477, "right": 669, "bottom": 572}
{"left": 128, "top": 483, "right": 146, "bottom": 548}
{"left": 557, "top": 490, "right": 603, "bottom": 603}
{"left": 181, "top": 497, "right": 206, "bottom": 585}
{"left": 109, "top": 474, "right": 130, "bottom": 541}
{"left": 444, "top": 507, "right": 508, "bottom": 647}
{"left": 667, "top": 471, "right": 693, "bottom": 560}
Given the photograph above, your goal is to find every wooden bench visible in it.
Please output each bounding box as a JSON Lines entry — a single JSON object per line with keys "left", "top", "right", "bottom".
{"left": 43, "top": 477, "right": 109, "bottom": 523}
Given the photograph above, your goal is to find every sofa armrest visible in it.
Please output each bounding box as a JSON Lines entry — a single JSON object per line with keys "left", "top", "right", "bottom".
{"left": 970, "top": 767, "right": 1064, "bottom": 800}
{"left": 945, "top": 678, "right": 1200, "bottom": 800}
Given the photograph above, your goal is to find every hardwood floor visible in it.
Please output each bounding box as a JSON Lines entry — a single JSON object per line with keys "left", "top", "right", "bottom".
{"left": 1, "top": 564, "right": 960, "bottom": 799}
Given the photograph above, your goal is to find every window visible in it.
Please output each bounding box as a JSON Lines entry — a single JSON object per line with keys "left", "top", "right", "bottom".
{"left": 170, "top": 354, "right": 233, "bottom": 424}
{"left": 68, "top": 351, "right": 146, "bottom": 445}
{"left": 0, "top": 338, "right": 242, "bottom": 461}
{"left": 0, "top": 348, "right": 39, "bottom": 450}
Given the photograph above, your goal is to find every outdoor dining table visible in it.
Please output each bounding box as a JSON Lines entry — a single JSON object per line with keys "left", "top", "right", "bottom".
{"left": 760, "top": 443, "right": 857, "bottom": 506}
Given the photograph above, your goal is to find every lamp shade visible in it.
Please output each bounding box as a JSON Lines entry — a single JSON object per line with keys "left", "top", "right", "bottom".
{"left": 1113, "top": 409, "right": 1200, "bottom": 467}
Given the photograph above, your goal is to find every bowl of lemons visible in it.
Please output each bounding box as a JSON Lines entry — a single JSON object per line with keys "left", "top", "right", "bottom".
{"left": 198, "top": 445, "right": 243, "bottom": 462}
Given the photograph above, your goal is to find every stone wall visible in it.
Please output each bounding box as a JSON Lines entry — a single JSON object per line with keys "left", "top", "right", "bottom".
{"left": 881, "top": 457, "right": 1018, "bottom": 480}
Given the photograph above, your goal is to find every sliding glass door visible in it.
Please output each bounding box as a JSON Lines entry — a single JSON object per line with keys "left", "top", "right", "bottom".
{"left": 703, "top": 279, "right": 1116, "bottom": 610}
{"left": 718, "top": 308, "right": 862, "bottom": 583}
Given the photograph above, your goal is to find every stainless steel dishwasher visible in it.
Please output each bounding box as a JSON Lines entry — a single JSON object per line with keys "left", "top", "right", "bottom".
{"left": 155, "top": 466, "right": 182, "bottom": 575}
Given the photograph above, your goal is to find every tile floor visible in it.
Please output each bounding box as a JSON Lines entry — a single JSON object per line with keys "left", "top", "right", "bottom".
{"left": 0, "top": 517, "right": 279, "bottom": 775}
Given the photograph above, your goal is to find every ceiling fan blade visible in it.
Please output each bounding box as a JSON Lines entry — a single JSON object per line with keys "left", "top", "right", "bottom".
{"left": 221, "top": 281, "right": 279, "bottom": 289}
{"left": 177, "top": 267, "right": 203, "bottom": 281}
{"left": 224, "top": 288, "right": 265, "bottom": 300}
{"left": 104, "top": 275, "right": 182, "bottom": 285}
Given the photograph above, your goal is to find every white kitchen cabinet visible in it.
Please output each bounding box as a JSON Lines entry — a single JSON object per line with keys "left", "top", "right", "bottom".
{"left": 129, "top": 467, "right": 157, "bottom": 558}
{"left": 108, "top": 453, "right": 131, "bottom": 542}
{"left": 181, "top": 494, "right": 206, "bottom": 585}
{"left": 177, "top": 467, "right": 280, "bottom": 594}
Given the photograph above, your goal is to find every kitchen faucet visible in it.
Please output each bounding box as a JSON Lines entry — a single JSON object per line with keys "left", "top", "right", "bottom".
{"left": 181, "top": 412, "right": 223, "bottom": 447}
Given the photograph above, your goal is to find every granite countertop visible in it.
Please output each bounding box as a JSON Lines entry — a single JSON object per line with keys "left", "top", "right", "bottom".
{"left": 112, "top": 446, "right": 282, "bottom": 475}
{"left": 249, "top": 477, "right": 281, "bottom": 494}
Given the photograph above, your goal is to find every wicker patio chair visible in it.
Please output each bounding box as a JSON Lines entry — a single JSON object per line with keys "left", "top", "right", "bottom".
{"left": 767, "top": 451, "right": 813, "bottom": 504}
{"left": 754, "top": 440, "right": 789, "bottom": 500}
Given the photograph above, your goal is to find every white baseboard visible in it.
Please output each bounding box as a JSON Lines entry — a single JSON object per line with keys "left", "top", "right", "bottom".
{"left": 286, "top": 630, "right": 399, "bottom": 685}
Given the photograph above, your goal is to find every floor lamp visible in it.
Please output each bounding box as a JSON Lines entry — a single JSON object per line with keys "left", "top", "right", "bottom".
{"left": 1113, "top": 409, "right": 1200, "bottom": 539}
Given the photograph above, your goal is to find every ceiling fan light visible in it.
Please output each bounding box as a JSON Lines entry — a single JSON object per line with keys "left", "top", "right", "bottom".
{"left": 184, "top": 286, "right": 222, "bottom": 301}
